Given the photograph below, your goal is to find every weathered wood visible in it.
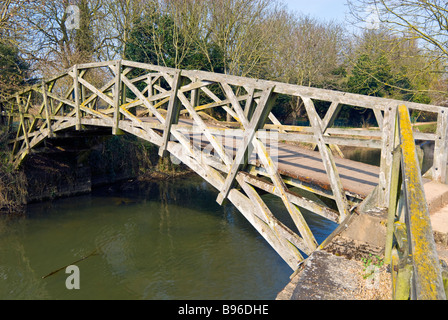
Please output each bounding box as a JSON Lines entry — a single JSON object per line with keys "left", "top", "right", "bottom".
{"left": 17, "top": 96, "right": 30, "bottom": 152}
{"left": 384, "top": 146, "right": 402, "bottom": 264}
{"left": 378, "top": 104, "right": 397, "bottom": 208}
{"left": 112, "top": 60, "right": 122, "bottom": 135}
{"left": 217, "top": 85, "right": 275, "bottom": 204}
{"left": 241, "top": 172, "right": 339, "bottom": 223}
{"left": 302, "top": 97, "right": 349, "bottom": 222}
{"left": 75, "top": 75, "right": 114, "bottom": 107}
{"left": 159, "top": 70, "right": 183, "bottom": 157}
{"left": 176, "top": 91, "right": 232, "bottom": 166}
{"left": 42, "top": 82, "right": 54, "bottom": 138}
{"left": 321, "top": 101, "right": 341, "bottom": 132}
{"left": 433, "top": 109, "right": 448, "bottom": 183}
{"left": 243, "top": 87, "right": 255, "bottom": 120}
{"left": 73, "top": 65, "right": 81, "bottom": 130}
{"left": 221, "top": 83, "right": 249, "bottom": 127}
{"left": 398, "top": 104, "right": 446, "bottom": 300}
{"left": 121, "top": 74, "right": 166, "bottom": 124}
{"left": 236, "top": 174, "right": 305, "bottom": 266}
{"left": 252, "top": 137, "right": 318, "bottom": 253}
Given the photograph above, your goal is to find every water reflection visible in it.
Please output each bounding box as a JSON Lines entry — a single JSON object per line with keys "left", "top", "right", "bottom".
{"left": 0, "top": 175, "right": 301, "bottom": 300}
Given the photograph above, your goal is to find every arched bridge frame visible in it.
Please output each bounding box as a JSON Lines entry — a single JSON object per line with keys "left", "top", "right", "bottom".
{"left": 1, "top": 59, "right": 447, "bottom": 273}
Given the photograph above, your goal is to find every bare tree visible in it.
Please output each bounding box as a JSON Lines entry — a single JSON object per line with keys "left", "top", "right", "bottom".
{"left": 348, "top": 0, "right": 448, "bottom": 61}
{"left": 269, "top": 14, "right": 347, "bottom": 122}
{"left": 347, "top": 1, "right": 448, "bottom": 104}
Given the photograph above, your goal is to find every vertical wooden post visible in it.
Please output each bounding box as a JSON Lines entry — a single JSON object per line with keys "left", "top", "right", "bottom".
{"left": 190, "top": 78, "right": 199, "bottom": 120}
{"left": 147, "top": 74, "right": 153, "bottom": 117}
{"left": 243, "top": 87, "right": 255, "bottom": 120}
{"left": 42, "top": 81, "right": 53, "bottom": 138}
{"left": 159, "top": 70, "right": 182, "bottom": 157}
{"left": 191, "top": 78, "right": 199, "bottom": 107}
{"left": 17, "top": 95, "right": 30, "bottom": 152}
{"left": 112, "top": 60, "right": 122, "bottom": 135}
{"left": 73, "top": 65, "right": 81, "bottom": 130}
{"left": 378, "top": 104, "right": 397, "bottom": 207}
{"left": 384, "top": 120, "right": 402, "bottom": 264}
{"left": 433, "top": 109, "right": 448, "bottom": 184}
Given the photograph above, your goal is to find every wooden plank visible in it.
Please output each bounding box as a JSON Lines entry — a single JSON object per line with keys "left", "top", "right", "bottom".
{"left": 321, "top": 101, "right": 341, "bottom": 132}
{"left": 397, "top": 104, "right": 446, "bottom": 300}
{"left": 217, "top": 86, "right": 275, "bottom": 204}
{"left": 121, "top": 74, "right": 166, "bottom": 124}
{"left": 378, "top": 104, "right": 397, "bottom": 207}
{"left": 112, "top": 60, "right": 122, "bottom": 135}
{"left": 302, "top": 97, "right": 349, "bottom": 222}
{"left": 221, "top": 83, "right": 249, "bottom": 127}
{"left": 236, "top": 174, "right": 305, "bottom": 265}
{"left": 244, "top": 87, "right": 255, "bottom": 120}
{"left": 373, "top": 107, "right": 384, "bottom": 130}
{"left": 75, "top": 76, "right": 114, "bottom": 107}
{"left": 42, "top": 82, "right": 54, "bottom": 138}
{"left": 241, "top": 172, "right": 339, "bottom": 223}
{"left": 180, "top": 69, "right": 443, "bottom": 113}
{"left": 73, "top": 65, "right": 81, "bottom": 130}
{"left": 176, "top": 91, "right": 233, "bottom": 166}
{"left": 433, "top": 109, "right": 448, "bottom": 183}
{"left": 252, "top": 137, "right": 318, "bottom": 253}
{"left": 385, "top": 146, "right": 402, "bottom": 265}
{"left": 17, "top": 96, "right": 30, "bottom": 152}
{"left": 77, "top": 60, "right": 117, "bottom": 69}
{"left": 159, "top": 70, "right": 183, "bottom": 157}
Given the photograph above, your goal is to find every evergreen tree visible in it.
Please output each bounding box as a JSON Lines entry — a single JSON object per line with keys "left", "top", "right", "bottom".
{"left": 0, "top": 42, "right": 29, "bottom": 100}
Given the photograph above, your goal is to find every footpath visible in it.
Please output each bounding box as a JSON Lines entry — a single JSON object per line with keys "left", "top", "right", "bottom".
{"left": 276, "top": 181, "right": 448, "bottom": 300}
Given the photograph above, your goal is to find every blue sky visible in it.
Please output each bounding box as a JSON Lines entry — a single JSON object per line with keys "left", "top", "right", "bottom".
{"left": 281, "top": 0, "right": 350, "bottom": 22}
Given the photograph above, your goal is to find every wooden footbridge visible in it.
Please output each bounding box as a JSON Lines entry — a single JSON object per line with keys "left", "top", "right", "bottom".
{"left": 1, "top": 60, "right": 447, "bottom": 299}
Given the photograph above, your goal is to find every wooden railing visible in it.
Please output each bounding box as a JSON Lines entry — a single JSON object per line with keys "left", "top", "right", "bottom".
{"left": 385, "top": 105, "right": 446, "bottom": 300}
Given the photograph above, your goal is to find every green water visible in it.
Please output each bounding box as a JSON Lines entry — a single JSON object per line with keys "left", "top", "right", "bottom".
{"left": 0, "top": 175, "right": 339, "bottom": 300}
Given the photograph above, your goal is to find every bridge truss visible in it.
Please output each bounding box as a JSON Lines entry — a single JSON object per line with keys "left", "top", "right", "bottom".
{"left": 1, "top": 60, "right": 447, "bottom": 297}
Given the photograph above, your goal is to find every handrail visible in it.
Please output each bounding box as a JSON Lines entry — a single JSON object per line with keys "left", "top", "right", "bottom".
{"left": 386, "top": 104, "right": 446, "bottom": 300}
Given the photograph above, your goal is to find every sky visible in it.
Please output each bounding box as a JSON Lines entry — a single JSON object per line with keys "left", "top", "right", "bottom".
{"left": 281, "top": 0, "right": 350, "bottom": 23}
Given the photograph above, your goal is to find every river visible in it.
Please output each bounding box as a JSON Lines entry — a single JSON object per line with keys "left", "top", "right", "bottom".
{"left": 0, "top": 174, "right": 338, "bottom": 300}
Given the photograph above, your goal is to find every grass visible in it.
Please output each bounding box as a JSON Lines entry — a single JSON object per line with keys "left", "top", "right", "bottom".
{"left": 413, "top": 122, "right": 437, "bottom": 134}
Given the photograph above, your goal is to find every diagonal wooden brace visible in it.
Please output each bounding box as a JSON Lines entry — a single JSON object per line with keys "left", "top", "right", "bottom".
{"left": 302, "top": 97, "right": 349, "bottom": 222}
{"left": 216, "top": 85, "right": 276, "bottom": 205}
{"left": 159, "top": 70, "right": 183, "bottom": 158}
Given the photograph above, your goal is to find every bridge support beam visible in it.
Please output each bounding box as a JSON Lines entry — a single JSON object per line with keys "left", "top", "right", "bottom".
{"left": 377, "top": 105, "right": 398, "bottom": 208}
{"left": 42, "top": 81, "right": 54, "bottom": 138}
{"left": 112, "top": 60, "right": 122, "bottom": 135}
{"left": 216, "top": 85, "right": 276, "bottom": 204}
{"left": 303, "top": 97, "right": 349, "bottom": 222}
{"left": 159, "top": 70, "right": 183, "bottom": 158}
{"left": 433, "top": 109, "right": 448, "bottom": 184}
{"left": 73, "top": 65, "right": 81, "bottom": 131}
